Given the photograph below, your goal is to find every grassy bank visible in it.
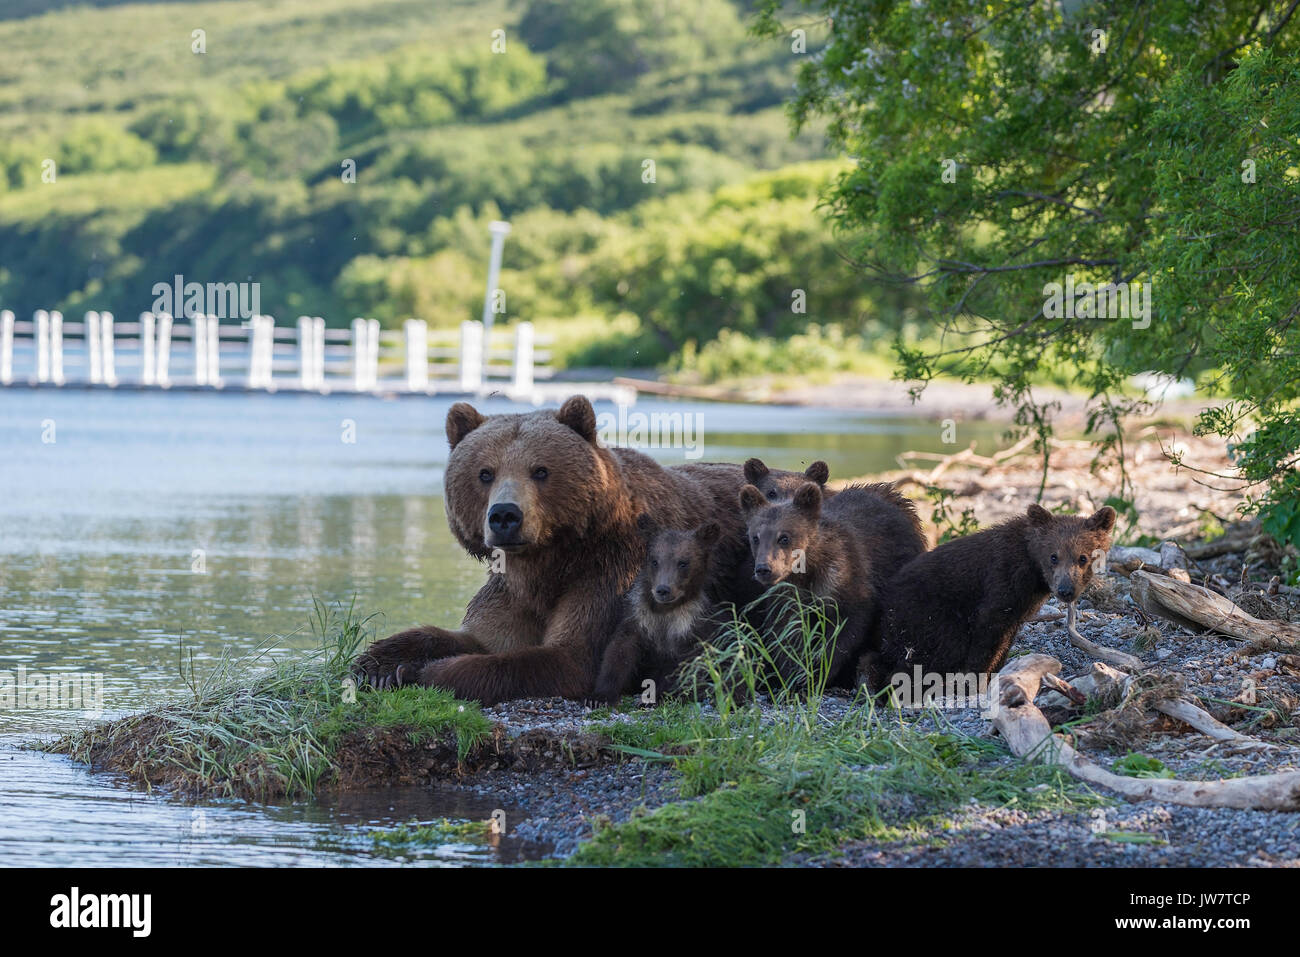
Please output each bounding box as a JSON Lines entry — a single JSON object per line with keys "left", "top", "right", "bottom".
{"left": 48, "top": 600, "right": 493, "bottom": 799}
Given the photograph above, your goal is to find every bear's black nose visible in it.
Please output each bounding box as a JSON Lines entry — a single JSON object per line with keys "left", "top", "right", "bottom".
{"left": 488, "top": 502, "right": 523, "bottom": 536}
{"left": 1057, "top": 584, "right": 1075, "bottom": 601}
{"left": 653, "top": 585, "right": 672, "bottom": 602}
{"left": 753, "top": 564, "right": 772, "bottom": 582}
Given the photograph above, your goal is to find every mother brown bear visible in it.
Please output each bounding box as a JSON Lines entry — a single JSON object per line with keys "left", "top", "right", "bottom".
{"left": 353, "top": 395, "right": 764, "bottom": 704}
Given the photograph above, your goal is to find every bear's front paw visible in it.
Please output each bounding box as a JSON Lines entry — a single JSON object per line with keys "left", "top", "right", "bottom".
{"left": 352, "top": 630, "right": 439, "bottom": 690}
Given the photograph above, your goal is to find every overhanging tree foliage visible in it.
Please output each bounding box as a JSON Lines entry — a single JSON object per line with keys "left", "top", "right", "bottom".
{"left": 757, "top": 0, "right": 1300, "bottom": 546}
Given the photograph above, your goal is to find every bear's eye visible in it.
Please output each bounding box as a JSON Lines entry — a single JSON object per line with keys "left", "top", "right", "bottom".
{"left": 767, "top": 490, "right": 779, "bottom": 500}
{"left": 1050, "top": 554, "right": 1058, "bottom": 565}
{"left": 649, "top": 559, "right": 658, "bottom": 569}
{"left": 752, "top": 535, "right": 759, "bottom": 546}
{"left": 677, "top": 560, "right": 688, "bottom": 570}
{"left": 1078, "top": 555, "right": 1089, "bottom": 568}
{"left": 777, "top": 534, "right": 790, "bottom": 547}
{"left": 532, "top": 467, "right": 548, "bottom": 481}
{"left": 479, "top": 468, "right": 494, "bottom": 484}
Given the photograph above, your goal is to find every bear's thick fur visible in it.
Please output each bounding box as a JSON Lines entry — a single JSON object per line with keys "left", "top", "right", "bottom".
{"left": 738, "top": 480, "right": 927, "bottom": 688}
{"left": 871, "top": 504, "right": 1117, "bottom": 688}
{"left": 354, "top": 395, "right": 759, "bottom": 705}
{"left": 590, "top": 519, "right": 729, "bottom": 706}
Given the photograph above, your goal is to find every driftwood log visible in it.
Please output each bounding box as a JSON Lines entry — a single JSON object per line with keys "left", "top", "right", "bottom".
{"left": 991, "top": 654, "right": 1300, "bottom": 810}
{"left": 1064, "top": 602, "right": 1145, "bottom": 672}
{"left": 1129, "top": 570, "right": 1300, "bottom": 650}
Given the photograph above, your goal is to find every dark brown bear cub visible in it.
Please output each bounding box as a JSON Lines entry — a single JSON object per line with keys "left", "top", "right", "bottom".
{"left": 591, "top": 519, "right": 727, "bottom": 706}
{"left": 743, "top": 458, "right": 833, "bottom": 502}
{"left": 872, "top": 504, "right": 1117, "bottom": 690}
{"left": 738, "top": 481, "right": 926, "bottom": 688}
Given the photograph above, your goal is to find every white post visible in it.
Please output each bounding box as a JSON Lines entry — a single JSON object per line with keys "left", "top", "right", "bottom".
{"left": 404, "top": 318, "right": 428, "bottom": 392}
{"left": 156, "top": 313, "right": 173, "bottom": 388}
{"left": 192, "top": 313, "right": 207, "bottom": 385}
{"left": 313, "top": 317, "right": 325, "bottom": 392}
{"left": 367, "top": 318, "right": 380, "bottom": 390}
{"left": 85, "top": 311, "right": 102, "bottom": 384}
{"left": 248, "top": 315, "right": 261, "bottom": 389}
{"left": 140, "top": 312, "right": 156, "bottom": 385}
{"left": 35, "top": 310, "right": 50, "bottom": 383}
{"left": 0, "top": 310, "right": 12, "bottom": 385}
{"left": 512, "top": 321, "right": 534, "bottom": 395}
{"left": 481, "top": 220, "right": 511, "bottom": 385}
{"left": 351, "top": 318, "right": 365, "bottom": 391}
{"left": 297, "top": 316, "right": 312, "bottom": 389}
{"left": 100, "top": 311, "right": 116, "bottom": 386}
{"left": 50, "top": 310, "right": 64, "bottom": 385}
{"left": 207, "top": 315, "right": 221, "bottom": 387}
{"left": 459, "top": 319, "right": 483, "bottom": 393}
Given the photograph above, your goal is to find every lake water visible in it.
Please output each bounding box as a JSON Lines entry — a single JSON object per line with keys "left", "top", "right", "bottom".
{"left": 0, "top": 387, "right": 1006, "bottom": 866}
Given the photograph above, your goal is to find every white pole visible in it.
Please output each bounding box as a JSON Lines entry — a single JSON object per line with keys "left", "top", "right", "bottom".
{"left": 481, "top": 220, "right": 511, "bottom": 385}
{"left": 512, "top": 321, "right": 534, "bottom": 395}
{"left": 100, "top": 311, "right": 116, "bottom": 386}
{"left": 404, "top": 319, "right": 428, "bottom": 392}
{"left": 459, "top": 319, "right": 483, "bottom": 393}
{"left": 156, "top": 313, "right": 173, "bottom": 388}
{"left": 297, "top": 316, "right": 312, "bottom": 389}
{"left": 50, "top": 310, "right": 64, "bottom": 385}
{"left": 193, "top": 313, "right": 207, "bottom": 385}
{"left": 0, "top": 310, "right": 12, "bottom": 385}
{"left": 207, "top": 315, "right": 221, "bottom": 387}
{"left": 85, "top": 311, "right": 102, "bottom": 384}
{"left": 248, "top": 315, "right": 261, "bottom": 389}
{"left": 367, "top": 318, "right": 380, "bottom": 390}
{"left": 351, "top": 318, "right": 365, "bottom": 391}
{"left": 313, "top": 317, "right": 325, "bottom": 392}
{"left": 35, "top": 310, "right": 50, "bottom": 383}
{"left": 140, "top": 312, "right": 156, "bottom": 385}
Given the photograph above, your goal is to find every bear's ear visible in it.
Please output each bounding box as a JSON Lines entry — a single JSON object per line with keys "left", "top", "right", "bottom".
{"left": 1086, "top": 505, "right": 1117, "bottom": 533}
{"left": 557, "top": 395, "right": 598, "bottom": 444}
{"left": 743, "top": 458, "right": 769, "bottom": 484}
{"left": 739, "top": 484, "right": 766, "bottom": 515}
{"left": 1027, "top": 503, "right": 1054, "bottom": 526}
{"left": 446, "top": 402, "right": 485, "bottom": 449}
{"left": 805, "top": 461, "right": 830, "bottom": 486}
{"left": 792, "top": 481, "right": 822, "bottom": 517}
{"left": 695, "top": 521, "right": 721, "bottom": 547}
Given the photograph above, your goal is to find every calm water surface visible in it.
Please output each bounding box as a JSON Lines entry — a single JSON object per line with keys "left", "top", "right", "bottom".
{"left": 0, "top": 387, "right": 1005, "bottom": 866}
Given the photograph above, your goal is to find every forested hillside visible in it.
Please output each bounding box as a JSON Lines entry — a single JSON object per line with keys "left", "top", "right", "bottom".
{"left": 0, "top": 0, "right": 895, "bottom": 368}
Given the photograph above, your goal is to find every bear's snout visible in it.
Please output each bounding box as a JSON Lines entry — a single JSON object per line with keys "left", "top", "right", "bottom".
{"left": 1055, "top": 580, "right": 1076, "bottom": 602}
{"left": 753, "top": 563, "right": 774, "bottom": 584}
{"left": 653, "top": 584, "right": 674, "bottom": 603}
{"left": 487, "top": 501, "right": 524, "bottom": 545}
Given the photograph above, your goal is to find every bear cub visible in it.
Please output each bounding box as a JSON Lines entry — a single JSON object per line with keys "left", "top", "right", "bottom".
{"left": 872, "top": 503, "right": 1117, "bottom": 689}
{"left": 743, "top": 457, "right": 833, "bottom": 502}
{"left": 738, "top": 481, "right": 926, "bottom": 688}
{"left": 591, "top": 518, "right": 729, "bottom": 706}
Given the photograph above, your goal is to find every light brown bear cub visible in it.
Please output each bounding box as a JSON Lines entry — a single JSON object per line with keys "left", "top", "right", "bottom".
{"left": 591, "top": 518, "right": 727, "bottom": 706}
{"left": 738, "top": 481, "right": 926, "bottom": 689}
{"left": 870, "top": 503, "right": 1117, "bottom": 690}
